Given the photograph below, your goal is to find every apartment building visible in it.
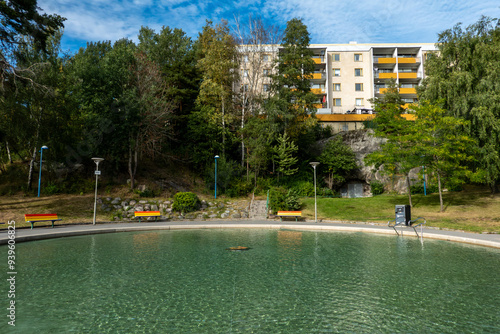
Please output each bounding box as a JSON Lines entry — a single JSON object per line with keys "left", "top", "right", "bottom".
{"left": 239, "top": 42, "right": 437, "bottom": 132}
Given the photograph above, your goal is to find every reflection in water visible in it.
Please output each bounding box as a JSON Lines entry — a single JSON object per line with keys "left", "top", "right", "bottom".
{"left": 2, "top": 229, "right": 499, "bottom": 333}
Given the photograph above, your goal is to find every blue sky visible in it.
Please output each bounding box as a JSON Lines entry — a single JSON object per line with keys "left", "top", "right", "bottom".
{"left": 38, "top": 0, "right": 500, "bottom": 53}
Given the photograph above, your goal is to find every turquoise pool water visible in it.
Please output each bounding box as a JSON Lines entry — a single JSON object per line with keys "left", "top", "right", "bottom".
{"left": 2, "top": 229, "right": 499, "bottom": 333}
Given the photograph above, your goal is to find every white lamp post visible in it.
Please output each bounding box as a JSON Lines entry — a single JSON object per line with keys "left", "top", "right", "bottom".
{"left": 310, "top": 162, "right": 320, "bottom": 223}
{"left": 38, "top": 146, "right": 48, "bottom": 197}
{"left": 92, "top": 158, "right": 104, "bottom": 225}
{"left": 214, "top": 155, "right": 220, "bottom": 199}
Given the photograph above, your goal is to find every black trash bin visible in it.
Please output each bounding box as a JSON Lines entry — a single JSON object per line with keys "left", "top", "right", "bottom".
{"left": 395, "top": 205, "right": 411, "bottom": 226}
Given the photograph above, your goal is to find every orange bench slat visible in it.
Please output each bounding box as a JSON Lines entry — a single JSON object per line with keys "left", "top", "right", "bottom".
{"left": 25, "top": 214, "right": 59, "bottom": 221}
{"left": 134, "top": 211, "right": 161, "bottom": 217}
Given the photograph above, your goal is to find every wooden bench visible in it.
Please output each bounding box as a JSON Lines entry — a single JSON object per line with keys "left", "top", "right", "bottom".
{"left": 134, "top": 211, "right": 161, "bottom": 222}
{"left": 25, "top": 214, "right": 62, "bottom": 229}
{"left": 276, "top": 211, "right": 302, "bottom": 221}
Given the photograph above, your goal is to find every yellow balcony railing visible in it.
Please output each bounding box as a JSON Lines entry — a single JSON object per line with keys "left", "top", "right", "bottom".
{"left": 375, "top": 57, "right": 396, "bottom": 64}
{"left": 398, "top": 72, "right": 418, "bottom": 79}
{"left": 311, "top": 88, "right": 325, "bottom": 94}
{"left": 398, "top": 57, "right": 420, "bottom": 63}
{"left": 312, "top": 57, "right": 325, "bottom": 64}
{"left": 313, "top": 103, "right": 323, "bottom": 109}
{"left": 378, "top": 73, "right": 397, "bottom": 79}
{"left": 399, "top": 88, "right": 417, "bottom": 94}
{"left": 312, "top": 73, "right": 323, "bottom": 79}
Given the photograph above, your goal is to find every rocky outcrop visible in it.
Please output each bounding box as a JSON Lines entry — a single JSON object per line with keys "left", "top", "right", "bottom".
{"left": 320, "top": 129, "right": 422, "bottom": 194}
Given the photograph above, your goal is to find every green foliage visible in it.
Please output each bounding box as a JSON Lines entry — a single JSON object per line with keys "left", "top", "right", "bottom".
{"left": 290, "top": 181, "right": 315, "bottom": 197}
{"left": 269, "top": 187, "right": 301, "bottom": 212}
{"left": 370, "top": 181, "right": 385, "bottom": 195}
{"left": 172, "top": 192, "right": 200, "bottom": 213}
{"left": 273, "top": 133, "right": 298, "bottom": 179}
{"left": 419, "top": 16, "right": 500, "bottom": 190}
{"left": 226, "top": 179, "right": 254, "bottom": 198}
{"left": 410, "top": 183, "right": 439, "bottom": 194}
{"left": 319, "top": 137, "right": 358, "bottom": 190}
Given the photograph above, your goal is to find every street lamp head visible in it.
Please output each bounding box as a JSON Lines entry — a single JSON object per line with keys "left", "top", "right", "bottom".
{"left": 309, "top": 161, "right": 320, "bottom": 168}
{"left": 214, "top": 155, "right": 220, "bottom": 159}
{"left": 41, "top": 145, "right": 48, "bottom": 150}
{"left": 92, "top": 157, "right": 104, "bottom": 167}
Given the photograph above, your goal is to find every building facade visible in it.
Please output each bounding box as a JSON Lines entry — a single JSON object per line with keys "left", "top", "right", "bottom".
{"left": 239, "top": 42, "right": 437, "bottom": 132}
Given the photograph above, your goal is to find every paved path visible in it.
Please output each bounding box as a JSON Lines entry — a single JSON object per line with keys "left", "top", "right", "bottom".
{"left": 1, "top": 220, "right": 500, "bottom": 249}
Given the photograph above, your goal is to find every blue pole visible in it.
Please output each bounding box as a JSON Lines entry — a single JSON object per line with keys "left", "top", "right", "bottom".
{"left": 215, "top": 155, "right": 219, "bottom": 199}
{"left": 423, "top": 165, "right": 427, "bottom": 196}
{"left": 38, "top": 146, "right": 47, "bottom": 197}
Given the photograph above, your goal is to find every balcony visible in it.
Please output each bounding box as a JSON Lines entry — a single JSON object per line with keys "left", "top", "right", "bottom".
{"left": 311, "top": 88, "right": 325, "bottom": 95}
{"left": 399, "top": 87, "right": 417, "bottom": 94}
{"left": 374, "top": 57, "right": 396, "bottom": 64}
{"left": 312, "top": 57, "right": 325, "bottom": 64}
{"left": 377, "top": 72, "right": 397, "bottom": 79}
{"left": 398, "top": 72, "right": 418, "bottom": 79}
{"left": 398, "top": 57, "right": 420, "bottom": 64}
{"left": 312, "top": 73, "right": 324, "bottom": 80}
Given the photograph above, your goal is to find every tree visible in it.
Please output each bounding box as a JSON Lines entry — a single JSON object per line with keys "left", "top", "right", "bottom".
{"left": 233, "top": 15, "right": 282, "bottom": 168}
{"left": 409, "top": 102, "right": 477, "bottom": 212}
{"left": 319, "top": 137, "right": 358, "bottom": 190}
{"left": 267, "top": 18, "right": 317, "bottom": 140}
{"left": 273, "top": 132, "right": 298, "bottom": 181}
{"left": 1, "top": 0, "right": 65, "bottom": 91}
{"left": 365, "top": 81, "right": 418, "bottom": 206}
{"left": 419, "top": 16, "right": 500, "bottom": 192}
{"left": 196, "top": 19, "right": 239, "bottom": 157}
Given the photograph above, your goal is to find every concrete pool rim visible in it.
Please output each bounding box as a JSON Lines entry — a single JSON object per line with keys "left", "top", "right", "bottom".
{"left": 1, "top": 220, "right": 500, "bottom": 249}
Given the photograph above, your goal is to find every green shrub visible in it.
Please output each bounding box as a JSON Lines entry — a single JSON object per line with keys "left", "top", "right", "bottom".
{"left": 172, "top": 192, "right": 200, "bottom": 213}
{"left": 410, "top": 183, "right": 438, "bottom": 194}
{"left": 269, "top": 187, "right": 301, "bottom": 212}
{"left": 43, "top": 182, "right": 61, "bottom": 195}
{"left": 226, "top": 179, "right": 254, "bottom": 198}
{"left": 370, "top": 181, "right": 385, "bottom": 195}
{"left": 290, "top": 181, "right": 314, "bottom": 197}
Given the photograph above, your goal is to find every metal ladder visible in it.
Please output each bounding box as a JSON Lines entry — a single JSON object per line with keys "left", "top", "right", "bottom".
{"left": 388, "top": 217, "right": 426, "bottom": 241}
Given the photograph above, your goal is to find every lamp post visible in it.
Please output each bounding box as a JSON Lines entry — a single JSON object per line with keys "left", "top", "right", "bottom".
{"left": 214, "top": 155, "right": 220, "bottom": 199}
{"left": 310, "top": 162, "right": 320, "bottom": 223}
{"left": 38, "top": 146, "right": 48, "bottom": 197}
{"left": 92, "top": 157, "right": 104, "bottom": 225}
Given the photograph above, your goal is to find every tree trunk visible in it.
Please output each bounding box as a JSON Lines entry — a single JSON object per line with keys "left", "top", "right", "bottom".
{"left": 6, "top": 141, "right": 12, "bottom": 164}
{"left": 437, "top": 173, "right": 444, "bottom": 212}
{"left": 222, "top": 98, "right": 225, "bottom": 156}
{"left": 241, "top": 104, "right": 245, "bottom": 168}
{"left": 27, "top": 146, "right": 37, "bottom": 191}
{"left": 406, "top": 174, "right": 413, "bottom": 208}
{"left": 128, "top": 139, "right": 138, "bottom": 190}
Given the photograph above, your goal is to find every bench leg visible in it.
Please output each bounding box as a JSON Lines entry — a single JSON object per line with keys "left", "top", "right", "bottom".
{"left": 51, "top": 220, "right": 55, "bottom": 228}
{"left": 31, "top": 222, "right": 34, "bottom": 229}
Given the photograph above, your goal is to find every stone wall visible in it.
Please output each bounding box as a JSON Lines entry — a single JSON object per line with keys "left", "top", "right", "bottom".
{"left": 98, "top": 197, "right": 250, "bottom": 221}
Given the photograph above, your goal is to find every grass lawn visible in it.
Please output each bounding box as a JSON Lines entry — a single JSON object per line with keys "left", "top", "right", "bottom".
{"left": 301, "top": 189, "right": 500, "bottom": 233}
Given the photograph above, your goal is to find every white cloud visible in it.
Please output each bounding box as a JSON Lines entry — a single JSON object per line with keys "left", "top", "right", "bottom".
{"left": 38, "top": 0, "right": 500, "bottom": 52}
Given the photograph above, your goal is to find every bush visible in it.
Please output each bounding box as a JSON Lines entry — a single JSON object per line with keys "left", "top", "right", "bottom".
{"left": 172, "top": 192, "right": 200, "bottom": 213}
{"left": 226, "top": 179, "right": 254, "bottom": 198}
{"left": 269, "top": 187, "right": 301, "bottom": 212}
{"left": 410, "top": 183, "right": 438, "bottom": 194}
{"left": 290, "top": 181, "right": 315, "bottom": 197}
{"left": 370, "top": 181, "right": 385, "bottom": 195}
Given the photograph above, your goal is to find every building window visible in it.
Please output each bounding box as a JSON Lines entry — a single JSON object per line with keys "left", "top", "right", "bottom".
{"left": 333, "top": 53, "right": 340, "bottom": 61}
{"left": 354, "top": 68, "right": 363, "bottom": 77}
{"left": 243, "top": 69, "right": 249, "bottom": 77}
{"left": 333, "top": 98, "right": 341, "bottom": 106}
{"left": 333, "top": 83, "right": 341, "bottom": 91}
{"left": 243, "top": 55, "right": 249, "bottom": 62}
{"left": 263, "top": 54, "right": 269, "bottom": 62}
{"left": 333, "top": 68, "right": 340, "bottom": 77}
{"left": 354, "top": 54, "right": 362, "bottom": 61}
{"left": 355, "top": 83, "right": 363, "bottom": 91}
{"left": 242, "top": 84, "right": 248, "bottom": 92}
{"left": 263, "top": 69, "right": 269, "bottom": 76}
{"left": 355, "top": 98, "right": 364, "bottom": 106}
{"left": 263, "top": 84, "right": 269, "bottom": 92}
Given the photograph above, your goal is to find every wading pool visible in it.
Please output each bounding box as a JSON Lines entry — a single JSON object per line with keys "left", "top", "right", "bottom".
{"left": 2, "top": 229, "right": 499, "bottom": 333}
